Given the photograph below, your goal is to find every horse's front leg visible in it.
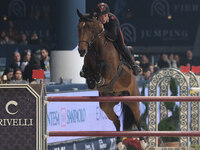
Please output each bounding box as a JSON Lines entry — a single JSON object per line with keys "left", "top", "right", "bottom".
{"left": 125, "top": 102, "right": 147, "bottom": 149}
{"left": 99, "top": 101, "right": 120, "bottom": 131}
{"left": 99, "top": 101, "right": 123, "bottom": 150}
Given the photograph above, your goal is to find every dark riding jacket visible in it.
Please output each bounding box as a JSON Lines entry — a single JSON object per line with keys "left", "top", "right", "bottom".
{"left": 99, "top": 13, "right": 135, "bottom": 69}
{"left": 103, "top": 13, "right": 126, "bottom": 51}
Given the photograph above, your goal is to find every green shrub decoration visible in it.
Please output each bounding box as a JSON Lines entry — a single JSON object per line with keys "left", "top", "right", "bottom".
{"left": 158, "top": 77, "right": 179, "bottom": 143}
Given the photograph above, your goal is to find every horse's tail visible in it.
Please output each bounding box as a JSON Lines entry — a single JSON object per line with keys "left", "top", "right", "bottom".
{"left": 122, "top": 103, "right": 136, "bottom": 131}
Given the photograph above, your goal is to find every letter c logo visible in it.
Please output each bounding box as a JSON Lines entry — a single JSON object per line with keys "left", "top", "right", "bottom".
{"left": 6, "top": 101, "right": 18, "bottom": 115}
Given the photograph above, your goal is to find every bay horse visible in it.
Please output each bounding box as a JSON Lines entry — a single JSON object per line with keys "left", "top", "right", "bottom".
{"left": 77, "top": 10, "right": 146, "bottom": 149}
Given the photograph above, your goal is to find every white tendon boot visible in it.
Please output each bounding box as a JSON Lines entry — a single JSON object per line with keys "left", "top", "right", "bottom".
{"left": 140, "top": 140, "right": 148, "bottom": 149}
{"left": 117, "top": 142, "right": 127, "bottom": 150}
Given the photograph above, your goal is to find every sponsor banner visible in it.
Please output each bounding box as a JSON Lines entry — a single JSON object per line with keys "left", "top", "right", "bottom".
{"left": 87, "top": 0, "right": 199, "bottom": 46}
{"left": 0, "top": 0, "right": 50, "bottom": 19}
{"left": 47, "top": 91, "right": 119, "bottom": 143}
{"left": 87, "top": 0, "right": 200, "bottom": 19}
{"left": 47, "top": 90, "right": 146, "bottom": 143}
{"left": 48, "top": 137, "right": 117, "bottom": 150}
{"left": 0, "top": 84, "right": 43, "bottom": 150}
{"left": 120, "top": 19, "right": 198, "bottom": 46}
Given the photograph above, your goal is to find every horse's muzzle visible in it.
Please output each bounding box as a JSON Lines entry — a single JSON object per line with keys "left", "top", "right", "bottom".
{"left": 86, "top": 79, "right": 96, "bottom": 89}
{"left": 80, "top": 65, "right": 91, "bottom": 78}
{"left": 79, "top": 49, "right": 86, "bottom": 57}
{"left": 80, "top": 70, "right": 85, "bottom": 78}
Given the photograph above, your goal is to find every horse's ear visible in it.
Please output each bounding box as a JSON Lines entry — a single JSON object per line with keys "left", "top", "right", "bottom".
{"left": 93, "top": 12, "right": 97, "bottom": 17}
{"left": 90, "top": 12, "right": 93, "bottom": 19}
{"left": 77, "top": 9, "right": 83, "bottom": 18}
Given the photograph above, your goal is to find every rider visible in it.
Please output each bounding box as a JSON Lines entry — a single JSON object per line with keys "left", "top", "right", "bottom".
{"left": 95, "top": 2, "right": 140, "bottom": 75}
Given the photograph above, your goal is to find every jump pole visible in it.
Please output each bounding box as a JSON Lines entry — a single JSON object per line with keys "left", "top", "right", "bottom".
{"left": 47, "top": 96, "right": 200, "bottom": 102}
{"left": 48, "top": 131, "right": 200, "bottom": 137}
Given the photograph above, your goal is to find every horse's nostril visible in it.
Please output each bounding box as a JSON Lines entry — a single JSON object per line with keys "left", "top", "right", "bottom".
{"left": 80, "top": 70, "right": 85, "bottom": 77}
{"left": 79, "top": 49, "right": 86, "bottom": 57}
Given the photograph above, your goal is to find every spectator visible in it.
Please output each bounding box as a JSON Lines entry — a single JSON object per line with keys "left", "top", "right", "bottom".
{"left": 34, "top": 10, "right": 41, "bottom": 20}
{"left": 168, "top": 53, "right": 177, "bottom": 68}
{"left": 137, "top": 68, "right": 152, "bottom": 89}
{"left": 140, "top": 55, "right": 150, "bottom": 71}
{"left": 23, "top": 52, "right": 41, "bottom": 82}
{"left": 3, "top": 67, "right": 14, "bottom": 82}
{"left": 182, "top": 49, "right": 197, "bottom": 66}
{"left": 21, "top": 49, "right": 31, "bottom": 72}
{"left": 19, "top": 33, "right": 28, "bottom": 45}
{"left": 0, "top": 35, "right": 15, "bottom": 44}
{"left": 29, "top": 33, "right": 41, "bottom": 45}
{"left": 40, "top": 48, "right": 50, "bottom": 78}
{"left": 10, "top": 69, "right": 27, "bottom": 84}
{"left": 143, "top": 68, "right": 151, "bottom": 81}
{"left": 10, "top": 51, "right": 21, "bottom": 70}
{"left": 6, "top": 20, "right": 19, "bottom": 42}
{"left": 157, "top": 53, "right": 170, "bottom": 69}
{"left": 174, "top": 54, "right": 181, "bottom": 68}
{"left": 0, "top": 30, "right": 7, "bottom": 42}
{"left": 135, "top": 67, "right": 145, "bottom": 82}
{"left": 149, "top": 64, "right": 155, "bottom": 74}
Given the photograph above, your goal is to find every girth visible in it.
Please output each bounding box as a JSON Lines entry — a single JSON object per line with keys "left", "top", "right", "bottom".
{"left": 96, "top": 60, "right": 124, "bottom": 92}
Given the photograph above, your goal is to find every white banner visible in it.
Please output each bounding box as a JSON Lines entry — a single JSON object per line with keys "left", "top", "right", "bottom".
{"left": 47, "top": 89, "right": 146, "bottom": 143}
{"left": 47, "top": 91, "right": 121, "bottom": 143}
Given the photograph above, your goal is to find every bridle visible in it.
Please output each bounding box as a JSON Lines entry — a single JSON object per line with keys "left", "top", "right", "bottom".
{"left": 79, "top": 20, "right": 104, "bottom": 48}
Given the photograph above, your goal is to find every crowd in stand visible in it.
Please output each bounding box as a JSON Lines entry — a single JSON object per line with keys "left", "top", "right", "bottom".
{"left": 0, "top": 7, "right": 52, "bottom": 45}
{"left": 0, "top": 48, "right": 50, "bottom": 84}
{"left": 0, "top": 19, "right": 198, "bottom": 85}
{"left": 0, "top": 47, "right": 198, "bottom": 85}
{"left": 134, "top": 49, "right": 199, "bottom": 84}
{"left": 0, "top": 20, "right": 42, "bottom": 45}
{"left": 0, "top": 11, "right": 52, "bottom": 84}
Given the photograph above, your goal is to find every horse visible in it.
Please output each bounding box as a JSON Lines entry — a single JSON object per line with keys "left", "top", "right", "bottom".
{"left": 77, "top": 10, "right": 146, "bottom": 149}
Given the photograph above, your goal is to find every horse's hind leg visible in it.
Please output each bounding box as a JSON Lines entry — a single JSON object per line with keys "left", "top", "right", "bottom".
{"left": 126, "top": 102, "right": 148, "bottom": 150}
{"left": 125, "top": 102, "right": 144, "bottom": 138}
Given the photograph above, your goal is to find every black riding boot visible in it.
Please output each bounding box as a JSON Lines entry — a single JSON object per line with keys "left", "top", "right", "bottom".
{"left": 123, "top": 47, "right": 141, "bottom": 75}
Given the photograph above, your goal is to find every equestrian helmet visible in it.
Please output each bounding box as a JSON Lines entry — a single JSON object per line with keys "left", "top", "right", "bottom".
{"left": 96, "top": 3, "right": 110, "bottom": 16}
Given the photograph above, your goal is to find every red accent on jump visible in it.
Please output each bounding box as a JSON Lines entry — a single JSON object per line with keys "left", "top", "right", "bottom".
{"left": 180, "top": 66, "right": 190, "bottom": 73}
{"left": 191, "top": 66, "right": 200, "bottom": 74}
{"left": 47, "top": 96, "right": 200, "bottom": 102}
{"left": 32, "top": 69, "right": 44, "bottom": 79}
{"left": 49, "top": 131, "right": 200, "bottom": 137}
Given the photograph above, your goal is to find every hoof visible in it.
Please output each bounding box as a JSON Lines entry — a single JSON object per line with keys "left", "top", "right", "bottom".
{"left": 117, "top": 142, "right": 127, "bottom": 150}
{"left": 140, "top": 140, "right": 147, "bottom": 149}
